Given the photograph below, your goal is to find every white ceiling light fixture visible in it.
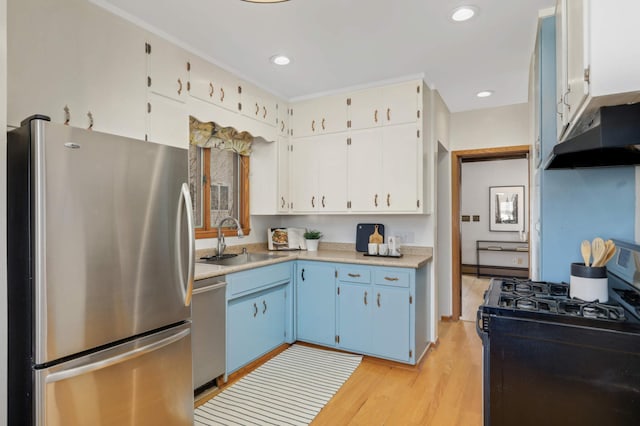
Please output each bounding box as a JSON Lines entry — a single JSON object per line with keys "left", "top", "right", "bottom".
{"left": 270, "top": 55, "right": 291, "bottom": 66}
{"left": 476, "top": 90, "right": 494, "bottom": 98}
{"left": 242, "top": 0, "right": 289, "bottom": 3}
{"left": 451, "top": 5, "right": 478, "bottom": 22}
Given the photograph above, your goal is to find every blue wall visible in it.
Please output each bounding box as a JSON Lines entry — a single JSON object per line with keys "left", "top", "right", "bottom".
{"left": 538, "top": 17, "right": 635, "bottom": 282}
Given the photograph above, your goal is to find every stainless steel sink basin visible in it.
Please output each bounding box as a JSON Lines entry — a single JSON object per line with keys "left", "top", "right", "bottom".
{"left": 198, "top": 252, "right": 288, "bottom": 267}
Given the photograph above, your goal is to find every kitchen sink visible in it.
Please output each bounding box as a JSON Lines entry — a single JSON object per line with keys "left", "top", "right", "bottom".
{"left": 198, "top": 252, "right": 288, "bottom": 267}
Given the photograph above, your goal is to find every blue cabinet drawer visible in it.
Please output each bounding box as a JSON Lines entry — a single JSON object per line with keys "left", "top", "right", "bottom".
{"left": 228, "top": 262, "right": 291, "bottom": 297}
{"left": 337, "top": 266, "right": 371, "bottom": 284}
{"left": 374, "top": 269, "right": 410, "bottom": 288}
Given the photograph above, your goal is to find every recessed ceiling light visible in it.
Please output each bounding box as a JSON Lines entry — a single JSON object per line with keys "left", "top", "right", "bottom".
{"left": 477, "top": 90, "right": 493, "bottom": 98}
{"left": 270, "top": 55, "right": 291, "bottom": 66}
{"left": 451, "top": 5, "right": 478, "bottom": 22}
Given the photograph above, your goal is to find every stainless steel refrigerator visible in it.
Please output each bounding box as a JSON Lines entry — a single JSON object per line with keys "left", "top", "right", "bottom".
{"left": 7, "top": 115, "right": 196, "bottom": 425}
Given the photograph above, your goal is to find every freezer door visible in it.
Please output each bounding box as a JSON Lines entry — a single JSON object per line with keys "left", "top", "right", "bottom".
{"left": 35, "top": 323, "right": 193, "bottom": 426}
{"left": 30, "top": 119, "right": 194, "bottom": 363}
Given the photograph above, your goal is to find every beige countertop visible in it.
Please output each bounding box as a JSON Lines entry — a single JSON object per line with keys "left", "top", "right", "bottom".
{"left": 194, "top": 242, "right": 432, "bottom": 281}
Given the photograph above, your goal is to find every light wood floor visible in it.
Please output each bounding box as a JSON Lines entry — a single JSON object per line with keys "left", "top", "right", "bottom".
{"left": 460, "top": 275, "right": 490, "bottom": 322}
{"left": 200, "top": 321, "right": 483, "bottom": 426}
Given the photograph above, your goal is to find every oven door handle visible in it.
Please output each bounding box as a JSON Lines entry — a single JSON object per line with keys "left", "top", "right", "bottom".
{"left": 476, "top": 309, "right": 489, "bottom": 341}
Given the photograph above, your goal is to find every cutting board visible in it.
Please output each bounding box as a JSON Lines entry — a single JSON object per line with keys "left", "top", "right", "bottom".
{"left": 356, "top": 223, "right": 385, "bottom": 252}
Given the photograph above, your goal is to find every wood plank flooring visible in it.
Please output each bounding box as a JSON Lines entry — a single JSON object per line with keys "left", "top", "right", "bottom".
{"left": 460, "top": 275, "right": 490, "bottom": 322}
{"left": 199, "top": 321, "right": 483, "bottom": 426}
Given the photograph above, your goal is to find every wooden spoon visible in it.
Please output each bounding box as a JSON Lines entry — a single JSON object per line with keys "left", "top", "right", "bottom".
{"left": 580, "top": 240, "right": 591, "bottom": 267}
{"left": 591, "top": 237, "right": 606, "bottom": 267}
{"left": 596, "top": 240, "right": 616, "bottom": 267}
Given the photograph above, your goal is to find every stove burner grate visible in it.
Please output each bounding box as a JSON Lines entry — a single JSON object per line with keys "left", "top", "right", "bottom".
{"left": 557, "top": 300, "right": 626, "bottom": 321}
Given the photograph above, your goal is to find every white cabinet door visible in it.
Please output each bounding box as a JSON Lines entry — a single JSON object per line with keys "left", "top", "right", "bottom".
{"left": 348, "top": 129, "right": 383, "bottom": 212}
{"left": 277, "top": 102, "right": 289, "bottom": 137}
{"left": 317, "top": 134, "right": 348, "bottom": 212}
{"left": 565, "top": 0, "right": 588, "bottom": 127}
{"left": 187, "top": 55, "right": 241, "bottom": 112}
{"left": 146, "top": 93, "right": 189, "bottom": 148}
{"left": 277, "top": 137, "right": 290, "bottom": 213}
{"left": 348, "top": 88, "right": 382, "bottom": 130}
{"left": 382, "top": 124, "right": 419, "bottom": 212}
{"left": 382, "top": 81, "right": 420, "bottom": 126}
{"left": 291, "top": 95, "right": 347, "bottom": 137}
{"left": 145, "top": 36, "right": 188, "bottom": 104}
{"left": 239, "top": 83, "right": 277, "bottom": 127}
{"left": 290, "top": 137, "right": 319, "bottom": 212}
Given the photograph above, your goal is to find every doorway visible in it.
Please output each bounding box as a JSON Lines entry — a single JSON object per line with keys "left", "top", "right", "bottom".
{"left": 451, "top": 145, "right": 530, "bottom": 320}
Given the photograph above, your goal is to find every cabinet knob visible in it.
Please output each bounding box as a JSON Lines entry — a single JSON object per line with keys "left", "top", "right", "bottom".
{"left": 220, "top": 87, "right": 225, "bottom": 102}
{"left": 364, "top": 291, "right": 368, "bottom": 306}
{"left": 209, "top": 82, "right": 214, "bottom": 98}
{"left": 177, "top": 78, "right": 183, "bottom": 95}
{"left": 253, "top": 303, "right": 258, "bottom": 317}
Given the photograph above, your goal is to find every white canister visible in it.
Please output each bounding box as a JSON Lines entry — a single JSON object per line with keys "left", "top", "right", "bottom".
{"left": 569, "top": 263, "right": 608, "bottom": 303}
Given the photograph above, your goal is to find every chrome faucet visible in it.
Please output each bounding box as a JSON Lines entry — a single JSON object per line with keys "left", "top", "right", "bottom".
{"left": 216, "top": 216, "right": 244, "bottom": 257}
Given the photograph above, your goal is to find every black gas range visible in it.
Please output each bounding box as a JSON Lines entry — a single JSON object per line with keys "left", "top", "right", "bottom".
{"left": 477, "top": 239, "right": 640, "bottom": 426}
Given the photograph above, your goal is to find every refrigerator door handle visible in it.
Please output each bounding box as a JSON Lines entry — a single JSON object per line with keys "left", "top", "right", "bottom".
{"left": 45, "top": 327, "right": 191, "bottom": 384}
{"left": 177, "top": 182, "right": 195, "bottom": 306}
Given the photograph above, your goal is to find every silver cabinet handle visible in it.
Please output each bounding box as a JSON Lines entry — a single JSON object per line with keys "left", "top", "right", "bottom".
{"left": 364, "top": 291, "right": 368, "bottom": 306}
{"left": 253, "top": 303, "right": 258, "bottom": 317}
{"left": 176, "top": 183, "right": 195, "bottom": 306}
{"left": 281, "top": 196, "right": 286, "bottom": 208}
{"left": 321, "top": 118, "right": 326, "bottom": 130}
{"left": 321, "top": 195, "right": 326, "bottom": 208}
{"left": 177, "top": 78, "right": 183, "bottom": 95}
{"left": 374, "top": 194, "right": 378, "bottom": 207}
{"left": 263, "top": 300, "right": 267, "bottom": 314}
{"left": 348, "top": 273, "right": 360, "bottom": 278}
{"left": 377, "top": 293, "right": 381, "bottom": 307}
{"left": 311, "top": 196, "right": 315, "bottom": 208}
{"left": 387, "top": 193, "right": 391, "bottom": 207}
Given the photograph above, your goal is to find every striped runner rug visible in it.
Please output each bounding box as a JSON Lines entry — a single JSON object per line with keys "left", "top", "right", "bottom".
{"left": 194, "top": 344, "right": 362, "bottom": 426}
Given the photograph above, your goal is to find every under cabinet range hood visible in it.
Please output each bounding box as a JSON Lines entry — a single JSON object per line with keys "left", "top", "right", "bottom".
{"left": 545, "top": 103, "right": 640, "bottom": 169}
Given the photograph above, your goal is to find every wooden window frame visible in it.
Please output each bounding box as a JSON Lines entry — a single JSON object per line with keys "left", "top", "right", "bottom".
{"left": 195, "top": 148, "right": 251, "bottom": 239}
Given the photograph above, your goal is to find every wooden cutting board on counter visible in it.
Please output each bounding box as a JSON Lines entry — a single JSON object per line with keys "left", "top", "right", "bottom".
{"left": 355, "top": 223, "right": 384, "bottom": 252}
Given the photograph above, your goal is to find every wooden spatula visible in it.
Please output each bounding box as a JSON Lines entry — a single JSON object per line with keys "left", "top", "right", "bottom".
{"left": 594, "top": 240, "right": 616, "bottom": 267}
{"left": 581, "top": 240, "right": 591, "bottom": 267}
{"left": 591, "top": 237, "right": 606, "bottom": 267}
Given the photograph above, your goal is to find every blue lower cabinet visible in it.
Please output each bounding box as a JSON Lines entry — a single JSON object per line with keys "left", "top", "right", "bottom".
{"left": 226, "top": 263, "right": 292, "bottom": 375}
{"left": 337, "top": 282, "right": 371, "bottom": 353}
{"left": 336, "top": 265, "right": 415, "bottom": 363}
{"left": 296, "top": 261, "right": 336, "bottom": 346}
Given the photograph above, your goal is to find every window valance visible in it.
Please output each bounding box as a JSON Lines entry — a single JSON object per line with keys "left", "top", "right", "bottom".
{"left": 189, "top": 116, "right": 253, "bottom": 156}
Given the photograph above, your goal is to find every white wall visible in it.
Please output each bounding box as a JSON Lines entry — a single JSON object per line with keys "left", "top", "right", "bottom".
{"left": 450, "top": 103, "right": 529, "bottom": 151}
{"left": 436, "top": 142, "right": 451, "bottom": 317}
{"left": 1, "top": 0, "right": 7, "bottom": 421}
{"left": 460, "top": 158, "right": 529, "bottom": 265}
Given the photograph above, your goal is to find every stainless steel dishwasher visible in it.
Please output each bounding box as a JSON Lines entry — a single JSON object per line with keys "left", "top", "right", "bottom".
{"left": 192, "top": 275, "right": 226, "bottom": 394}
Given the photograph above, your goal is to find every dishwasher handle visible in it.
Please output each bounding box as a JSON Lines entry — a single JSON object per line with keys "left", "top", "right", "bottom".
{"left": 192, "top": 281, "right": 227, "bottom": 295}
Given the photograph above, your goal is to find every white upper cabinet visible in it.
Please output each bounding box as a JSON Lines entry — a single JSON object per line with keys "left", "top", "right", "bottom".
{"left": 291, "top": 95, "right": 348, "bottom": 138}
{"left": 277, "top": 137, "right": 290, "bottom": 213}
{"left": 145, "top": 35, "right": 189, "bottom": 104}
{"left": 188, "top": 56, "right": 239, "bottom": 113}
{"left": 556, "top": 0, "right": 640, "bottom": 140}
{"left": 348, "top": 81, "right": 421, "bottom": 131}
{"left": 348, "top": 128, "right": 383, "bottom": 211}
{"left": 277, "top": 102, "right": 290, "bottom": 137}
{"left": 290, "top": 134, "right": 348, "bottom": 213}
{"left": 381, "top": 123, "right": 420, "bottom": 212}
{"left": 239, "top": 83, "right": 277, "bottom": 127}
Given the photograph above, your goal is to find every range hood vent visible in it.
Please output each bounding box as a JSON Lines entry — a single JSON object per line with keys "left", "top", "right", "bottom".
{"left": 544, "top": 103, "right": 640, "bottom": 169}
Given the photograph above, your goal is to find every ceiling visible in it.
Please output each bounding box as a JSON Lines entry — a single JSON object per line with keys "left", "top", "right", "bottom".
{"left": 94, "top": 0, "right": 555, "bottom": 112}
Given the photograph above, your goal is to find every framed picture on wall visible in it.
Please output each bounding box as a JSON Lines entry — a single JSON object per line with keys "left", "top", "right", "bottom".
{"left": 489, "top": 185, "right": 524, "bottom": 232}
